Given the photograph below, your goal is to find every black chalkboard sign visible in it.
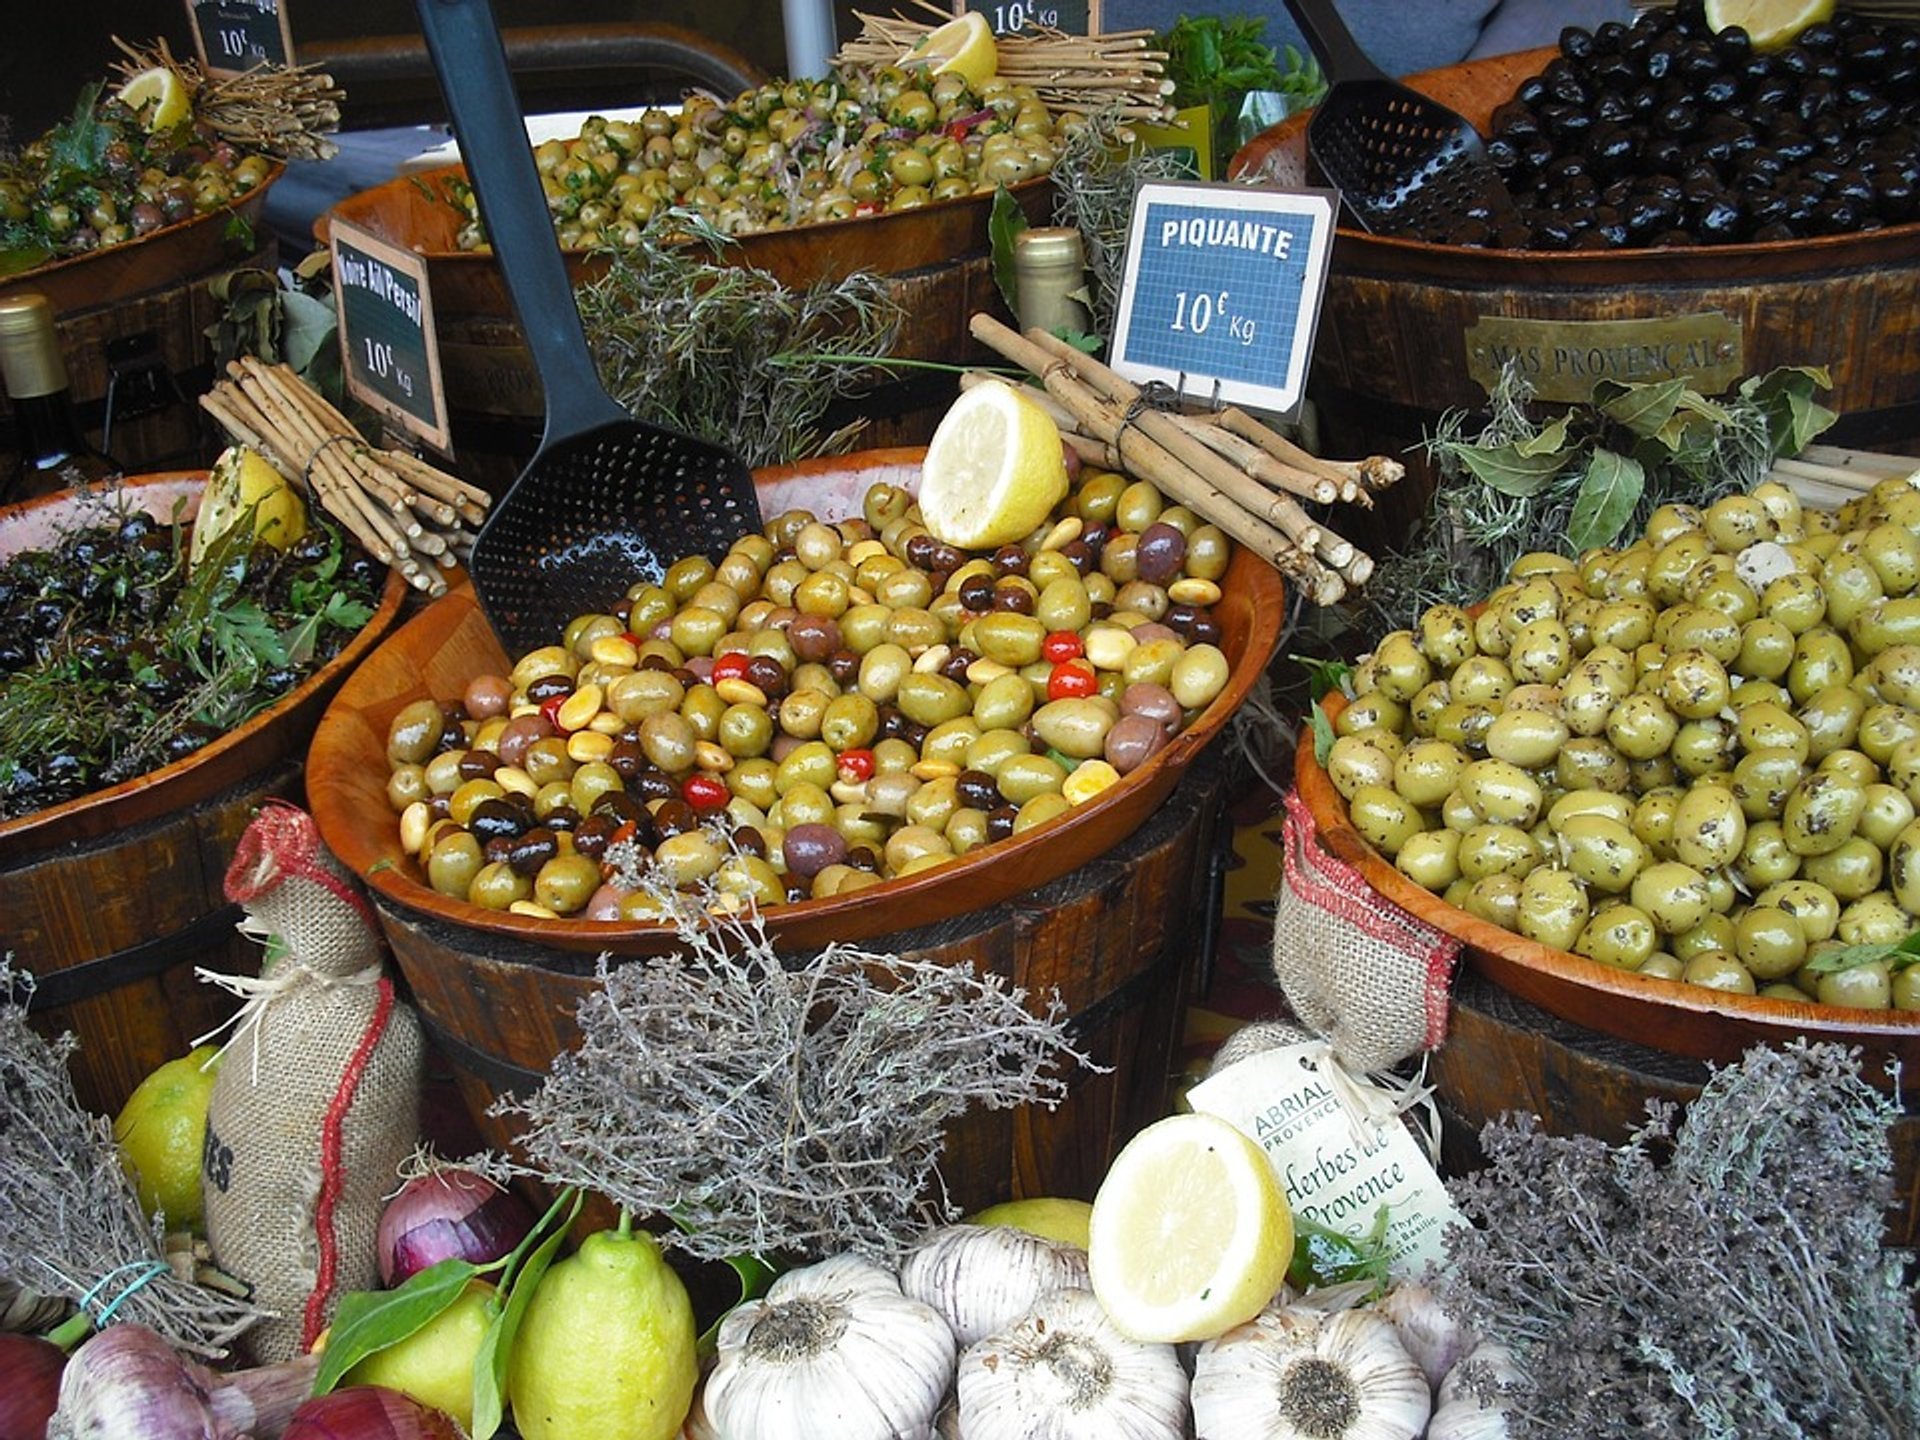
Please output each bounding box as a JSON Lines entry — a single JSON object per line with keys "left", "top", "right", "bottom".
{"left": 328, "top": 220, "right": 451, "bottom": 453}
{"left": 962, "top": 0, "right": 1096, "bottom": 37}
{"left": 185, "top": 0, "right": 294, "bottom": 76}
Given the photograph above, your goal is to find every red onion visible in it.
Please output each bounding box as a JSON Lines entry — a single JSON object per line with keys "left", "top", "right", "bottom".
{"left": 48, "top": 1324, "right": 318, "bottom": 1440}
{"left": 376, "top": 1169, "right": 536, "bottom": 1288}
{"left": 282, "top": 1387, "right": 463, "bottom": 1440}
{"left": 0, "top": 1334, "right": 65, "bottom": 1440}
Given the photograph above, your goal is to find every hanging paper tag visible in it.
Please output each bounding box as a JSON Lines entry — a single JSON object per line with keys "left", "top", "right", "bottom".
{"left": 185, "top": 0, "right": 295, "bottom": 76}
{"left": 1188, "top": 1042, "right": 1463, "bottom": 1279}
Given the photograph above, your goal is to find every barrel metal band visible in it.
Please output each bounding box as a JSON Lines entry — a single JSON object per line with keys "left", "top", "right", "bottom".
{"left": 9, "top": 903, "right": 244, "bottom": 1013}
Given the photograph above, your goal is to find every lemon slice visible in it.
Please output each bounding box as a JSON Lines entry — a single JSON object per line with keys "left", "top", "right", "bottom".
{"left": 906, "top": 11, "right": 997, "bottom": 88}
{"left": 115, "top": 65, "right": 193, "bottom": 132}
{"left": 1088, "top": 1113, "right": 1294, "bottom": 1343}
{"left": 919, "top": 378, "right": 1068, "bottom": 550}
{"left": 192, "top": 444, "right": 309, "bottom": 567}
{"left": 1702, "top": 0, "right": 1835, "bottom": 51}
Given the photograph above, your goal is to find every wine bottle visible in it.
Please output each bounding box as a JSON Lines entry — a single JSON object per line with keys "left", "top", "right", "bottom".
{"left": 0, "top": 292, "right": 122, "bottom": 504}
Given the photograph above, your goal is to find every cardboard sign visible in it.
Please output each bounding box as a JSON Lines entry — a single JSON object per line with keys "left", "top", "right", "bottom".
{"left": 1188, "top": 1043, "right": 1463, "bottom": 1279}
{"left": 185, "top": 0, "right": 294, "bottom": 76}
{"left": 328, "top": 219, "right": 451, "bottom": 454}
{"left": 1109, "top": 181, "right": 1337, "bottom": 417}
{"left": 961, "top": 0, "right": 1097, "bottom": 37}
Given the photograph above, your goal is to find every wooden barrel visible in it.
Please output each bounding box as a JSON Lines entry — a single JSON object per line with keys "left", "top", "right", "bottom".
{"left": 1234, "top": 48, "right": 1920, "bottom": 553}
{"left": 318, "top": 171, "right": 1052, "bottom": 492}
{"left": 0, "top": 475, "right": 404, "bottom": 1115}
{"left": 0, "top": 170, "right": 282, "bottom": 475}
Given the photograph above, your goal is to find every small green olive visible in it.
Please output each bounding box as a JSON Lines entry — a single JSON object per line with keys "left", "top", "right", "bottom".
{"left": 1392, "top": 739, "right": 1470, "bottom": 808}
{"left": 1485, "top": 709, "right": 1569, "bottom": 769}
{"left": 1558, "top": 814, "right": 1647, "bottom": 894}
{"left": 1606, "top": 692, "right": 1679, "bottom": 761}
{"left": 1630, "top": 860, "right": 1713, "bottom": 935}
{"left": 1577, "top": 903, "right": 1658, "bottom": 970}
{"left": 1464, "top": 873, "right": 1524, "bottom": 930}
{"left": 1680, "top": 949, "right": 1756, "bottom": 994}
{"left": 1672, "top": 785, "right": 1747, "bottom": 871}
{"left": 1781, "top": 771, "right": 1865, "bottom": 856}
{"left": 1349, "top": 784, "right": 1424, "bottom": 857}
{"left": 1734, "top": 819, "right": 1801, "bottom": 891}
{"left": 1517, "top": 866, "right": 1590, "bottom": 950}
{"left": 1816, "top": 960, "right": 1892, "bottom": 1009}
{"left": 1556, "top": 737, "right": 1630, "bottom": 794}
{"left": 1396, "top": 828, "right": 1462, "bottom": 892}
{"left": 1458, "top": 823, "right": 1541, "bottom": 881}
{"left": 1460, "top": 758, "right": 1543, "bottom": 827}
{"left": 1799, "top": 836, "right": 1885, "bottom": 900}
{"left": 1418, "top": 604, "right": 1476, "bottom": 670}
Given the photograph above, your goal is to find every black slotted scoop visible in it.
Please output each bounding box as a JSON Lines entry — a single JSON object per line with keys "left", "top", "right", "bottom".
{"left": 1283, "top": 0, "right": 1511, "bottom": 237}
{"left": 415, "top": 0, "right": 759, "bottom": 654}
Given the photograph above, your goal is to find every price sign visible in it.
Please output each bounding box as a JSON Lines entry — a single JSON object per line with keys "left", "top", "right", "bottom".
{"left": 328, "top": 219, "right": 451, "bottom": 454}
{"left": 961, "top": 0, "right": 1097, "bottom": 37}
{"left": 1109, "top": 181, "right": 1337, "bottom": 418}
{"left": 185, "top": 0, "right": 294, "bottom": 76}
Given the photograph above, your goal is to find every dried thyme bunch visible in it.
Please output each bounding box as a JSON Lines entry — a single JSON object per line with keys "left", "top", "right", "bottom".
{"left": 494, "top": 900, "right": 1091, "bottom": 1264}
{"left": 1437, "top": 1041, "right": 1919, "bottom": 1440}
{"left": 575, "top": 214, "right": 902, "bottom": 468}
{"left": 1049, "top": 111, "right": 1197, "bottom": 340}
{"left": 0, "top": 962, "right": 265, "bottom": 1357}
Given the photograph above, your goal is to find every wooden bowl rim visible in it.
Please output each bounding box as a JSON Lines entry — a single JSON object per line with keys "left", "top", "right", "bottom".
{"left": 0, "top": 471, "right": 406, "bottom": 859}
{"left": 1296, "top": 691, "right": 1920, "bottom": 1057}
{"left": 309, "top": 447, "right": 1288, "bottom": 952}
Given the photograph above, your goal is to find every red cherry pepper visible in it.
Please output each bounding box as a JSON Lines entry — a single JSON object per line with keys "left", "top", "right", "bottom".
{"left": 1041, "top": 630, "right": 1084, "bottom": 664}
{"left": 710, "top": 651, "right": 752, "bottom": 684}
{"left": 539, "top": 693, "right": 572, "bottom": 732}
{"left": 1047, "top": 660, "right": 1098, "bottom": 701}
{"left": 683, "top": 773, "right": 731, "bottom": 812}
{"left": 837, "top": 747, "right": 876, "bottom": 784}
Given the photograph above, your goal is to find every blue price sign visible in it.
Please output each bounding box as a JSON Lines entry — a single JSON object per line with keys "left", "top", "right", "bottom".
{"left": 1108, "top": 182, "right": 1337, "bottom": 417}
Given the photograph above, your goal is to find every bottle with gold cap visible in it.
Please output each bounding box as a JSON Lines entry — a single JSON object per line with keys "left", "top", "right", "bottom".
{"left": 1012, "top": 227, "right": 1093, "bottom": 339}
{"left": 1, "top": 292, "right": 121, "bottom": 504}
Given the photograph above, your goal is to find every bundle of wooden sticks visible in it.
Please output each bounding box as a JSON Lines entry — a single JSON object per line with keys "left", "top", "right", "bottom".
{"left": 200, "top": 358, "right": 489, "bottom": 596}
{"left": 967, "top": 314, "right": 1395, "bottom": 605}
{"left": 1767, "top": 443, "right": 1920, "bottom": 513}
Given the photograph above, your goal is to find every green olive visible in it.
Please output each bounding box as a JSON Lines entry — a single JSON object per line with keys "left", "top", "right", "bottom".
{"left": 1590, "top": 599, "right": 1656, "bottom": 651}
{"left": 996, "top": 753, "right": 1068, "bottom": 803}
{"left": 1392, "top": 739, "right": 1470, "bottom": 808}
{"left": 1606, "top": 692, "right": 1679, "bottom": 761}
{"left": 1484, "top": 709, "right": 1569, "bottom": 770}
{"left": 534, "top": 854, "right": 603, "bottom": 915}
{"left": 1418, "top": 604, "right": 1476, "bottom": 670}
{"left": 1734, "top": 819, "right": 1801, "bottom": 890}
{"left": 1459, "top": 759, "right": 1543, "bottom": 827}
{"left": 1509, "top": 617, "right": 1574, "bottom": 686}
{"left": 1577, "top": 903, "right": 1658, "bottom": 970}
{"left": 1349, "top": 784, "right": 1424, "bottom": 857}
{"left": 1858, "top": 783, "right": 1916, "bottom": 848}
{"left": 1672, "top": 718, "right": 1735, "bottom": 778}
{"left": 1798, "top": 684, "right": 1865, "bottom": 759}
{"left": 1561, "top": 660, "right": 1628, "bottom": 738}
{"left": 1548, "top": 789, "right": 1634, "bottom": 830}
{"left": 1892, "top": 965, "right": 1920, "bottom": 1011}
{"left": 1632, "top": 787, "right": 1686, "bottom": 857}
{"left": 1558, "top": 814, "right": 1646, "bottom": 893}
{"left": 1737, "top": 616, "right": 1797, "bottom": 679}
{"left": 1781, "top": 771, "right": 1865, "bottom": 856}
{"left": 1681, "top": 949, "right": 1756, "bottom": 994}
{"left": 1396, "top": 828, "right": 1462, "bottom": 891}
{"left": 469, "top": 861, "right": 533, "bottom": 911}
{"left": 1031, "top": 698, "right": 1116, "bottom": 759}
{"left": 1370, "top": 630, "right": 1431, "bottom": 702}
{"left": 1659, "top": 647, "right": 1730, "bottom": 720}
{"left": 1731, "top": 905, "right": 1807, "bottom": 980}
{"left": 427, "top": 831, "right": 485, "bottom": 899}
{"left": 1731, "top": 747, "right": 1807, "bottom": 821}
{"left": 1408, "top": 681, "right": 1453, "bottom": 738}
{"left": 1517, "top": 867, "right": 1590, "bottom": 950}
{"left": 1799, "top": 836, "right": 1884, "bottom": 900}
{"left": 1816, "top": 960, "right": 1892, "bottom": 1009}
{"left": 1672, "top": 786, "right": 1747, "bottom": 871}
{"left": 1556, "top": 738, "right": 1630, "bottom": 794}
{"left": 1450, "top": 656, "right": 1514, "bottom": 707}
{"left": 1464, "top": 873, "right": 1524, "bottom": 929}
{"left": 1640, "top": 953, "right": 1685, "bottom": 980}
{"left": 1630, "top": 860, "right": 1712, "bottom": 935}
{"left": 1458, "top": 823, "right": 1541, "bottom": 881}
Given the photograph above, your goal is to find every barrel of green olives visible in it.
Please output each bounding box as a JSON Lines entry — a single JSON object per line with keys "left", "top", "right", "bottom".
{"left": 0, "top": 165, "right": 282, "bottom": 474}
{"left": 1235, "top": 34, "right": 1920, "bottom": 551}
{"left": 0, "top": 474, "right": 404, "bottom": 1116}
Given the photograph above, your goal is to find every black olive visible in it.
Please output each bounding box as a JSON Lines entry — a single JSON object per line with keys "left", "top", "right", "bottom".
{"left": 1594, "top": 56, "right": 1638, "bottom": 94}
{"left": 1801, "top": 22, "right": 1840, "bottom": 53}
{"left": 1750, "top": 76, "right": 1796, "bottom": 113}
{"left": 1548, "top": 70, "right": 1589, "bottom": 108}
{"left": 1846, "top": 98, "right": 1897, "bottom": 135}
{"left": 1745, "top": 189, "right": 1789, "bottom": 227}
{"left": 1772, "top": 129, "right": 1818, "bottom": 163}
{"left": 1491, "top": 99, "right": 1538, "bottom": 137}
{"left": 1874, "top": 170, "right": 1915, "bottom": 222}
{"left": 1653, "top": 227, "right": 1699, "bottom": 246}
{"left": 1491, "top": 219, "right": 1536, "bottom": 249}
{"left": 1595, "top": 20, "right": 1628, "bottom": 52}
{"left": 1586, "top": 123, "right": 1636, "bottom": 173}
{"left": 1812, "top": 197, "right": 1860, "bottom": 232}
{"left": 1544, "top": 153, "right": 1590, "bottom": 188}
{"left": 1643, "top": 41, "right": 1675, "bottom": 81}
{"left": 631, "top": 768, "right": 676, "bottom": 803}
{"left": 542, "top": 803, "right": 583, "bottom": 835}
{"left": 1831, "top": 167, "right": 1875, "bottom": 205}
{"left": 117, "top": 512, "right": 155, "bottom": 544}
{"left": 1677, "top": 40, "right": 1720, "bottom": 82}
{"left": 1657, "top": 100, "right": 1700, "bottom": 137}
{"left": 1560, "top": 25, "right": 1595, "bottom": 61}
{"left": 468, "top": 797, "right": 527, "bottom": 845}
{"left": 1695, "top": 194, "right": 1744, "bottom": 240}
{"left": 1812, "top": 54, "right": 1846, "bottom": 83}
{"left": 1627, "top": 82, "right": 1662, "bottom": 117}
{"left": 1540, "top": 102, "right": 1592, "bottom": 141}
{"left": 1644, "top": 136, "right": 1687, "bottom": 171}
{"left": 1782, "top": 184, "right": 1823, "bottom": 223}
{"left": 1751, "top": 220, "right": 1798, "bottom": 242}
{"left": 1602, "top": 177, "right": 1635, "bottom": 207}
{"left": 1516, "top": 77, "right": 1551, "bottom": 108}
{"left": 1485, "top": 135, "right": 1523, "bottom": 171}
{"left": 1733, "top": 149, "right": 1786, "bottom": 186}
{"left": 1803, "top": 156, "right": 1845, "bottom": 187}
{"left": 1625, "top": 194, "right": 1679, "bottom": 238}
{"left": 1531, "top": 215, "right": 1577, "bottom": 249}
{"left": 1798, "top": 77, "right": 1838, "bottom": 121}
{"left": 1594, "top": 90, "right": 1634, "bottom": 124}
{"left": 1715, "top": 27, "right": 1753, "bottom": 67}
{"left": 1700, "top": 74, "right": 1741, "bottom": 108}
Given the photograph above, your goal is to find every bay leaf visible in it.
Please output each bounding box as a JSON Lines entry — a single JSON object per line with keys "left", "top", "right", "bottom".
{"left": 1568, "top": 448, "right": 1645, "bottom": 552}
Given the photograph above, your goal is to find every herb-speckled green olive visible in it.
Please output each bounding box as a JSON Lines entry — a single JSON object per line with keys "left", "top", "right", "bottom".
{"left": 1460, "top": 759, "right": 1543, "bottom": 827}
{"left": 1681, "top": 949, "right": 1756, "bottom": 994}
{"left": 1866, "top": 645, "right": 1920, "bottom": 710}
{"left": 1605, "top": 692, "right": 1679, "bottom": 760}
{"left": 1459, "top": 823, "right": 1540, "bottom": 881}
{"left": 1485, "top": 709, "right": 1568, "bottom": 769}
{"left": 1590, "top": 599, "right": 1656, "bottom": 651}
{"left": 1408, "top": 681, "right": 1452, "bottom": 737}
{"left": 1889, "top": 817, "right": 1920, "bottom": 913}
{"left": 1705, "top": 863, "right": 1739, "bottom": 915}
{"left": 1817, "top": 961, "right": 1892, "bottom": 1009}
{"left": 1335, "top": 693, "right": 1405, "bottom": 738}
{"left": 1370, "top": 631, "right": 1430, "bottom": 702}
{"left": 1396, "top": 828, "right": 1461, "bottom": 891}
{"left": 1896, "top": 966, "right": 1920, "bottom": 1011}
{"left": 1561, "top": 664, "right": 1627, "bottom": 740}
{"left": 1693, "top": 572, "right": 1758, "bottom": 625}
{"left": 1858, "top": 783, "right": 1915, "bottom": 848}
{"left": 1862, "top": 520, "right": 1920, "bottom": 592}
{"left": 1731, "top": 748, "right": 1806, "bottom": 820}
{"left": 1731, "top": 679, "right": 1791, "bottom": 711}
{"left": 1640, "top": 953, "right": 1684, "bottom": 980}
{"left": 1392, "top": 739, "right": 1469, "bottom": 808}
{"left": 1735, "top": 701, "right": 1809, "bottom": 761}
{"left": 1472, "top": 606, "right": 1509, "bottom": 658}
{"left": 1604, "top": 547, "right": 1654, "bottom": 600}
{"left": 1419, "top": 605, "right": 1476, "bottom": 669}
{"left": 1734, "top": 819, "right": 1800, "bottom": 890}
{"left": 1753, "top": 879, "right": 1840, "bottom": 943}
{"left": 1577, "top": 903, "right": 1657, "bottom": 970}
{"left": 1838, "top": 890, "right": 1910, "bottom": 945}
{"left": 1548, "top": 789, "right": 1634, "bottom": 830}
{"left": 1736, "top": 616, "right": 1796, "bottom": 679}
{"left": 996, "top": 753, "right": 1068, "bottom": 804}
{"left": 1327, "top": 735, "right": 1397, "bottom": 800}
{"left": 1558, "top": 814, "right": 1646, "bottom": 893}
{"left": 1441, "top": 788, "right": 1481, "bottom": 833}
{"left": 1672, "top": 786, "right": 1747, "bottom": 870}
{"left": 1788, "top": 629, "right": 1854, "bottom": 699}
{"left": 1759, "top": 571, "right": 1825, "bottom": 634}
{"left": 1632, "top": 642, "right": 1669, "bottom": 687}
{"left": 1501, "top": 576, "right": 1563, "bottom": 631}
{"left": 1630, "top": 861, "right": 1712, "bottom": 935}
{"left": 1432, "top": 702, "right": 1497, "bottom": 753}
{"left": 1450, "top": 656, "right": 1514, "bottom": 707}
{"left": 1704, "top": 493, "right": 1777, "bottom": 552}
{"left": 1660, "top": 648, "right": 1730, "bottom": 720}
{"left": 1632, "top": 787, "right": 1686, "bottom": 856}
{"left": 1781, "top": 770, "right": 1864, "bottom": 855}
{"left": 1645, "top": 504, "right": 1704, "bottom": 548}
{"left": 1798, "top": 685, "right": 1865, "bottom": 759}
{"left": 1517, "top": 867, "right": 1590, "bottom": 950}
{"left": 1857, "top": 703, "right": 1920, "bottom": 764}
{"left": 1672, "top": 913, "right": 1737, "bottom": 961}
{"left": 1672, "top": 718, "right": 1735, "bottom": 778}
{"left": 1801, "top": 836, "right": 1885, "bottom": 900}
{"left": 1509, "top": 617, "right": 1573, "bottom": 685}
{"left": 1557, "top": 737, "right": 1630, "bottom": 793}
{"left": 1350, "top": 784, "right": 1422, "bottom": 857}
{"left": 1501, "top": 683, "right": 1564, "bottom": 715}
{"left": 1886, "top": 737, "right": 1920, "bottom": 805}
{"left": 1821, "top": 548, "right": 1884, "bottom": 630}
{"left": 1464, "top": 873, "right": 1524, "bottom": 930}
{"left": 1031, "top": 698, "right": 1115, "bottom": 759}
{"left": 1731, "top": 905, "right": 1807, "bottom": 980}
{"left": 1649, "top": 534, "right": 1713, "bottom": 606}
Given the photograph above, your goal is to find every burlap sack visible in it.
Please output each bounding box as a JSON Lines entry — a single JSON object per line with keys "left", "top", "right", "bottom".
{"left": 200, "top": 802, "right": 422, "bottom": 1362}
{"left": 1270, "top": 787, "right": 1460, "bottom": 1073}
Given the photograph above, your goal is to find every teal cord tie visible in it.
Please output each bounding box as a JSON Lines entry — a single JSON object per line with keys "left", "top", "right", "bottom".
{"left": 75, "top": 1259, "right": 171, "bottom": 1327}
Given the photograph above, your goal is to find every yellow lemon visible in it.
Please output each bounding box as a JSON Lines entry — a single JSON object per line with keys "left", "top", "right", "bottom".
{"left": 508, "top": 1226, "right": 697, "bottom": 1440}
{"left": 192, "top": 444, "right": 308, "bottom": 566}
{"left": 967, "top": 1196, "right": 1094, "bottom": 1250}
{"left": 112, "top": 1044, "right": 222, "bottom": 1231}
{"left": 906, "top": 12, "right": 997, "bottom": 88}
{"left": 919, "top": 379, "right": 1069, "bottom": 550}
{"left": 115, "top": 65, "right": 193, "bottom": 132}
{"left": 1702, "top": 0, "right": 1835, "bottom": 51}
{"left": 1088, "top": 1113, "right": 1293, "bottom": 1343}
{"left": 343, "top": 1279, "right": 495, "bottom": 1433}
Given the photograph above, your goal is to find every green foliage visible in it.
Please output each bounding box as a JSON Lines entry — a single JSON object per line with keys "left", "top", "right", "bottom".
{"left": 989, "top": 184, "right": 1028, "bottom": 320}
{"left": 1157, "top": 16, "right": 1323, "bottom": 175}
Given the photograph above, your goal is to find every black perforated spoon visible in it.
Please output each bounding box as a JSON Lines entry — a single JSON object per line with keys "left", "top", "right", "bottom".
{"left": 415, "top": 0, "right": 759, "bottom": 654}
{"left": 1283, "top": 0, "right": 1512, "bottom": 237}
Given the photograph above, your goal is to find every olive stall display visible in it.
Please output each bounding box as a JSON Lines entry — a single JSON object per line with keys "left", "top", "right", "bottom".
{"left": 1426, "top": 5, "right": 1920, "bottom": 248}
{"left": 380, "top": 470, "right": 1237, "bottom": 923}
{"left": 444, "top": 66, "right": 1078, "bottom": 251}
{"left": 1325, "top": 477, "right": 1920, "bottom": 1013}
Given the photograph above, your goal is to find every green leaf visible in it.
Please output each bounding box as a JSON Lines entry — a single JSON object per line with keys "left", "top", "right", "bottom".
{"left": 1513, "top": 414, "right": 1572, "bottom": 458}
{"left": 1568, "top": 448, "right": 1646, "bottom": 551}
{"left": 1291, "top": 653, "right": 1352, "bottom": 703}
{"left": 471, "top": 1189, "right": 582, "bottom": 1439}
{"left": 1286, "top": 1209, "right": 1393, "bottom": 1294}
{"left": 313, "top": 1258, "right": 481, "bottom": 1396}
{"left": 1454, "top": 440, "right": 1570, "bottom": 498}
{"left": 282, "top": 289, "right": 339, "bottom": 375}
{"left": 1595, "top": 377, "right": 1688, "bottom": 439}
{"left": 698, "top": 1252, "right": 776, "bottom": 1359}
{"left": 988, "top": 186, "right": 1029, "bottom": 321}
{"left": 1785, "top": 391, "right": 1839, "bottom": 454}
{"left": 1803, "top": 928, "right": 1920, "bottom": 975}
{"left": 1309, "top": 702, "right": 1336, "bottom": 766}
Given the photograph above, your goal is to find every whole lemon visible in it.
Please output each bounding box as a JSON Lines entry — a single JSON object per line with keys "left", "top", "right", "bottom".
{"left": 113, "top": 1044, "right": 222, "bottom": 1230}
{"left": 967, "top": 1196, "right": 1093, "bottom": 1251}
{"left": 344, "top": 1278, "right": 495, "bottom": 1433}
{"left": 509, "top": 1224, "right": 697, "bottom": 1440}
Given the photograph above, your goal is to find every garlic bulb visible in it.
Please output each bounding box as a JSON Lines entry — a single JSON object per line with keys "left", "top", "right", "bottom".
{"left": 1191, "top": 1305, "right": 1430, "bottom": 1440}
{"left": 1379, "top": 1284, "right": 1473, "bottom": 1390}
{"left": 955, "top": 1286, "right": 1188, "bottom": 1440}
{"left": 1426, "top": 1342, "right": 1521, "bottom": 1440}
{"left": 704, "top": 1253, "right": 957, "bottom": 1440}
{"left": 902, "top": 1224, "right": 1092, "bottom": 1346}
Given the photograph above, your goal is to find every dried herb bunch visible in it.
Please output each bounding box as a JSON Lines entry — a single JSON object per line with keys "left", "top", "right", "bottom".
{"left": 574, "top": 214, "right": 902, "bottom": 468}
{"left": 113, "top": 36, "right": 343, "bottom": 162}
{"left": 1437, "top": 1041, "right": 1920, "bottom": 1440}
{"left": 0, "top": 962, "right": 265, "bottom": 1357}
{"left": 494, "top": 897, "right": 1091, "bottom": 1263}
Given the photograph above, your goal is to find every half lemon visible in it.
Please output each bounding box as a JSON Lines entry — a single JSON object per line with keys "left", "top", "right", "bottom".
{"left": 115, "top": 65, "right": 194, "bottom": 132}
{"left": 906, "top": 11, "right": 998, "bottom": 88}
{"left": 192, "top": 444, "right": 309, "bottom": 567}
{"left": 919, "top": 378, "right": 1068, "bottom": 550}
{"left": 1702, "top": 0, "right": 1835, "bottom": 52}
